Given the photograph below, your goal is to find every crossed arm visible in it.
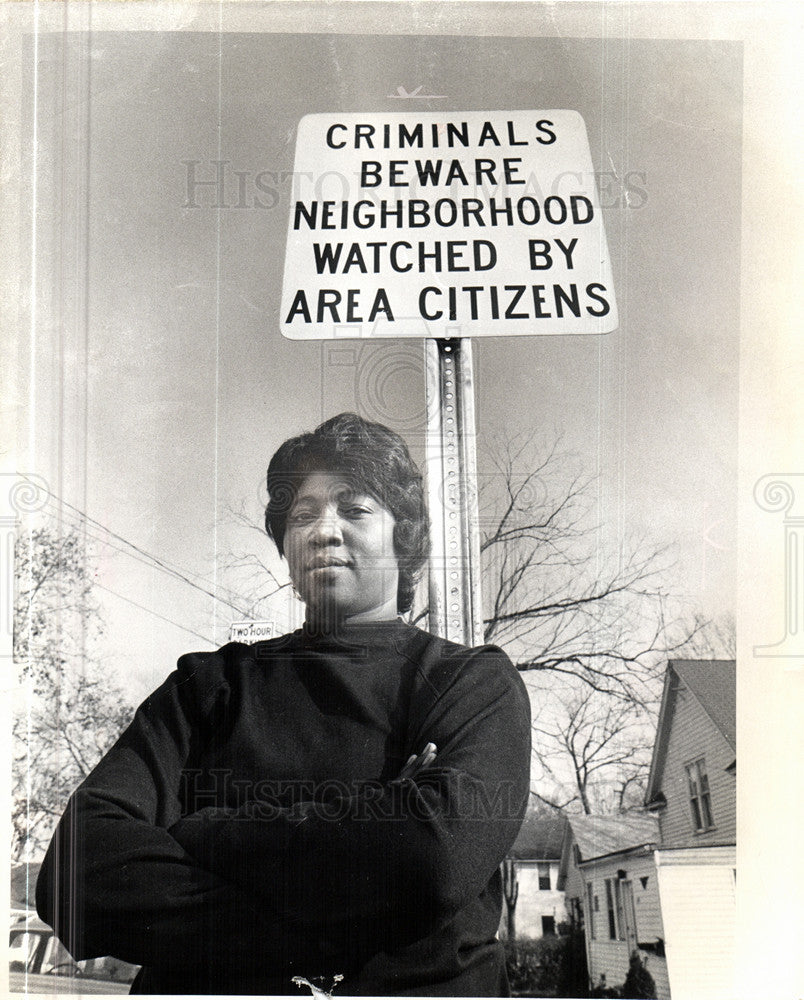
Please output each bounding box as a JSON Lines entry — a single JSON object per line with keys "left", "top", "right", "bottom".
{"left": 37, "top": 646, "right": 531, "bottom": 977}
{"left": 35, "top": 673, "right": 329, "bottom": 978}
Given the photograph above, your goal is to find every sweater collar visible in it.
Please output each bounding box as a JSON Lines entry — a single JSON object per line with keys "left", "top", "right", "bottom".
{"left": 299, "top": 616, "right": 409, "bottom": 650}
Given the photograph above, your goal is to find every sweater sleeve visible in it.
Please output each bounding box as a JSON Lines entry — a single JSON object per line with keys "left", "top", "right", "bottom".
{"left": 35, "top": 651, "right": 328, "bottom": 977}
{"left": 169, "top": 643, "right": 531, "bottom": 954}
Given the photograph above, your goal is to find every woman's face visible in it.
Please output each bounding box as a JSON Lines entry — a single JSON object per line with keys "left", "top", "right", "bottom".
{"left": 284, "top": 471, "right": 400, "bottom": 624}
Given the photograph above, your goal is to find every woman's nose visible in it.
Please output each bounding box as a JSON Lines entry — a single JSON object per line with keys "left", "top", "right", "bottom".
{"left": 310, "top": 507, "right": 344, "bottom": 544}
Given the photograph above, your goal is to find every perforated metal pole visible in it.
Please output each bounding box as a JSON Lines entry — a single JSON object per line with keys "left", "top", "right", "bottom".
{"left": 425, "top": 338, "right": 484, "bottom": 647}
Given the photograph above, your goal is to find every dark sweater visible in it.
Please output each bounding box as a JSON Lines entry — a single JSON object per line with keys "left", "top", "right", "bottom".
{"left": 36, "top": 620, "right": 531, "bottom": 995}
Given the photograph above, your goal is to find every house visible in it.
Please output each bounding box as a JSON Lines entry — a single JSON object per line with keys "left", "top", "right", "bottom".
{"left": 10, "top": 860, "right": 41, "bottom": 917}
{"left": 554, "top": 659, "right": 737, "bottom": 998}
{"left": 558, "top": 813, "right": 671, "bottom": 999}
{"left": 644, "top": 659, "right": 736, "bottom": 1000}
{"left": 500, "top": 811, "right": 568, "bottom": 940}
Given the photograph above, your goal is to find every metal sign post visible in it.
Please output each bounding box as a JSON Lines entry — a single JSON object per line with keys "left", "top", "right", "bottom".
{"left": 425, "top": 338, "right": 484, "bottom": 646}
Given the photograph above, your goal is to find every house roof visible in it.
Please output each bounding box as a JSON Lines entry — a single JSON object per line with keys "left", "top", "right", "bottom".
{"left": 671, "top": 659, "right": 736, "bottom": 749}
{"left": 507, "top": 811, "right": 568, "bottom": 861}
{"left": 10, "top": 861, "right": 41, "bottom": 910}
{"left": 566, "top": 813, "right": 660, "bottom": 863}
{"left": 645, "top": 659, "right": 736, "bottom": 803}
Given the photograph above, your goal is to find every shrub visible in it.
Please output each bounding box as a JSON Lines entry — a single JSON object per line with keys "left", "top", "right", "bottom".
{"left": 590, "top": 985, "right": 620, "bottom": 999}
{"left": 621, "top": 950, "right": 657, "bottom": 999}
{"left": 588, "top": 951, "right": 658, "bottom": 999}
{"left": 504, "top": 935, "right": 569, "bottom": 997}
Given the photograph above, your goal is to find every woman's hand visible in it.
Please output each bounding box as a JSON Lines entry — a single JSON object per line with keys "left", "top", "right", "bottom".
{"left": 397, "top": 742, "right": 437, "bottom": 780}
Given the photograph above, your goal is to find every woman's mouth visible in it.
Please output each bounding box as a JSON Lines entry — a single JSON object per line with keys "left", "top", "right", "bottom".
{"left": 308, "top": 557, "right": 351, "bottom": 570}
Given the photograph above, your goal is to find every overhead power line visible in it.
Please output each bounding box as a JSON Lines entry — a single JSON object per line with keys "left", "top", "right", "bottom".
{"left": 94, "top": 582, "right": 216, "bottom": 646}
{"left": 19, "top": 477, "right": 282, "bottom": 619}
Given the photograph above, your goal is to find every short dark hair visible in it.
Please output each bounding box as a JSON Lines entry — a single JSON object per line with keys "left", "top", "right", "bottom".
{"left": 265, "top": 413, "right": 430, "bottom": 614}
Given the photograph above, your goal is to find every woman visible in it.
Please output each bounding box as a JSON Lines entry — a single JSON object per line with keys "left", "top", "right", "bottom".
{"left": 37, "top": 413, "right": 531, "bottom": 996}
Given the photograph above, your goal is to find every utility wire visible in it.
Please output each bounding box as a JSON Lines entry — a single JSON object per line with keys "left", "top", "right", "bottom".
{"left": 43, "top": 498, "right": 255, "bottom": 615}
{"left": 94, "top": 582, "right": 216, "bottom": 645}
{"left": 22, "top": 478, "right": 281, "bottom": 617}
{"left": 43, "top": 495, "right": 251, "bottom": 612}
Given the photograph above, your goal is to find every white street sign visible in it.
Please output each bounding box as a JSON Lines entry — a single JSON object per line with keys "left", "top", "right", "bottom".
{"left": 281, "top": 110, "right": 617, "bottom": 340}
{"left": 229, "top": 621, "right": 279, "bottom": 642}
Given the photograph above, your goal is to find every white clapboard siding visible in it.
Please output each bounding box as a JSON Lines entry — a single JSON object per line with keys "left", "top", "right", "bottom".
{"left": 658, "top": 683, "right": 736, "bottom": 848}
{"left": 582, "top": 854, "right": 670, "bottom": 1000}
{"left": 656, "top": 848, "right": 736, "bottom": 1000}
{"left": 628, "top": 854, "right": 665, "bottom": 944}
{"left": 586, "top": 929, "right": 671, "bottom": 1000}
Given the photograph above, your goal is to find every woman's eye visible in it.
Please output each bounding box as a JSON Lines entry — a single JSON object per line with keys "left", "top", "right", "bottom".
{"left": 288, "top": 509, "right": 316, "bottom": 524}
{"left": 343, "top": 506, "right": 371, "bottom": 518}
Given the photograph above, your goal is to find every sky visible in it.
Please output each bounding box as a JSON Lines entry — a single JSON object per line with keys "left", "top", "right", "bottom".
{"left": 18, "top": 29, "right": 741, "bottom": 701}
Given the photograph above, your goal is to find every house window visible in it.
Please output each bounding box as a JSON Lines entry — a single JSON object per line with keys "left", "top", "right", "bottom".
{"left": 604, "top": 879, "right": 618, "bottom": 940}
{"left": 538, "top": 862, "right": 551, "bottom": 890}
{"left": 572, "top": 897, "right": 584, "bottom": 931}
{"left": 586, "top": 883, "right": 596, "bottom": 940}
{"left": 541, "top": 915, "right": 556, "bottom": 936}
{"left": 686, "top": 757, "right": 715, "bottom": 830}
{"left": 613, "top": 879, "right": 625, "bottom": 941}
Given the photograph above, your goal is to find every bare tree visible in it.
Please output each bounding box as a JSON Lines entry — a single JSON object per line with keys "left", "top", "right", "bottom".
{"left": 479, "top": 433, "right": 699, "bottom": 707}
{"left": 530, "top": 685, "right": 656, "bottom": 814}
{"left": 13, "top": 525, "right": 133, "bottom": 860}
{"left": 674, "top": 610, "right": 736, "bottom": 659}
{"left": 476, "top": 432, "right": 719, "bottom": 815}
{"left": 215, "top": 500, "right": 294, "bottom": 622}
{"left": 500, "top": 859, "right": 519, "bottom": 942}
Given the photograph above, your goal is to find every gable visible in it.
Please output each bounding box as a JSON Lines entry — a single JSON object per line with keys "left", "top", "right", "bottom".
{"left": 672, "top": 660, "right": 735, "bottom": 749}
{"left": 647, "top": 671, "right": 737, "bottom": 847}
{"left": 646, "top": 660, "right": 735, "bottom": 804}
